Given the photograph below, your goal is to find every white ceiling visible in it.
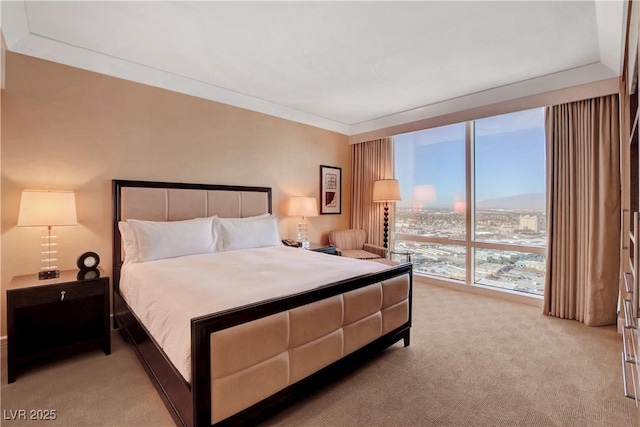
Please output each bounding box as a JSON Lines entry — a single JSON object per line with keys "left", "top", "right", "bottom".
{"left": 1, "top": 1, "right": 626, "bottom": 136}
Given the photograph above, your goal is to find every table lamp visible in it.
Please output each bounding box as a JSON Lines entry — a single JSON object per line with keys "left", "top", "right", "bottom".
{"left": 18, "top": 190, "right": 78, "bottom": 279}
{"left": 288, "top": 196, "right": 318, "bottom": 249}
{"left": 373, "top": 179, "right": 402, "bottom": 254}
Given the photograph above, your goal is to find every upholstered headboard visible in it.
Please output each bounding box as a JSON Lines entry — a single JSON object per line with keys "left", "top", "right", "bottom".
{"left": 112, "top": 180, "right": 272, "bottom": 290}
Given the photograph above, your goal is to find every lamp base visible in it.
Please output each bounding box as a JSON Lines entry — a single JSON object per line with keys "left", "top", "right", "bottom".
{"left": 382, "top": 203, "right": 390, "bottom": 257}
{"left": 297, "top": 217, "right": 310, "bottom": 248}
{"left": 39, "top": 269, "right": 60, "bottom": 280}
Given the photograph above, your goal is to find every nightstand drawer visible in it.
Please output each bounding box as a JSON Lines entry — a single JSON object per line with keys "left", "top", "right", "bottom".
{"left": 8, "top": 280, "right": 105, "bottom": 308}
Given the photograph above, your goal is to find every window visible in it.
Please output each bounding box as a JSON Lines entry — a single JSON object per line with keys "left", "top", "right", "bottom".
{"left": 474, "top": 249, "right": 545, "bottom": 295}
{"left": 474, "top": 110, "right": 546, "bottom": 246}
{"left": 394, "top": 108, "right": 546, "bottom": 296}
{"left": 393, "top": 238, "right": 466, "bottom": 281}
{"left": 395, "top": 123, "right": 466, "bottom": 239}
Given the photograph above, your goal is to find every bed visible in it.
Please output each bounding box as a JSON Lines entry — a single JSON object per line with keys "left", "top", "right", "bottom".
{"left": 112, "top": 179, "right": 413, "bottom": 426}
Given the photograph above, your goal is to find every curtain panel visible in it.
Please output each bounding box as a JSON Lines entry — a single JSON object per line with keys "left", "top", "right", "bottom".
{"left": 544, "top": 94, "right": 620, "bottom": 326}
{"left": 351, "top": 137, "right": 394, "bottom": 247}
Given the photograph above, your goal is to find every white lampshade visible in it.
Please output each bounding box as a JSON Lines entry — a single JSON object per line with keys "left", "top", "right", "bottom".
{"left": 373, "top": 179, "right": 402, "bottom": 203}
{"left": 18, "top": 190, "right": 78, "bottom": 227}
{"left": 288, "top": 196, "right": 318, "bottom": 218}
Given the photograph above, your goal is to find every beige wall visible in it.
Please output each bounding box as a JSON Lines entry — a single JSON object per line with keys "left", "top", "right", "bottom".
{"left": 1, "top": 53, "right": 352, "bottom": 336}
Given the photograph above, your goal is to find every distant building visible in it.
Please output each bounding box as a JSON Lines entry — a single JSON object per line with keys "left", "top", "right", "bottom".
{"left": 516, "top": 260, "right": 546, "bottom": 272}
{"left": 519, "top": 215, "right": 540, "bottom": 232}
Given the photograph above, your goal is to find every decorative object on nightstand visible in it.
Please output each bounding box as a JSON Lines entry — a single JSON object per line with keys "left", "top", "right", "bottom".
{"left": 17, "top": 190, "right": 77, "bottom": 279}
{"left": 6, "top": 269, "right": 111, "bottom": 383}
{"left": 76, "top": 250, "right": 101, "bottom": 281}
{"left": 288, "top": 196, "right": 318, "bottom": 249}
{"left": 373, "top": 179, "right": 402, "bottom": 255}
{"left": 282, "top": 239, "right": 301, "bottom": 247}
{"left": 77, "top": 251, "right": 100, "bottom": 271}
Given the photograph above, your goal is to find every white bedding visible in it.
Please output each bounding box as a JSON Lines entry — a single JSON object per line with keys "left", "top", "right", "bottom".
{"left": 119, "top": 246, "right": 389, "bottom": 383}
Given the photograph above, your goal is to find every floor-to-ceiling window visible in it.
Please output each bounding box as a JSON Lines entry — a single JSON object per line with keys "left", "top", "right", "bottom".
{"left": 394, "top": 108, "right": 546, "bottom": 295}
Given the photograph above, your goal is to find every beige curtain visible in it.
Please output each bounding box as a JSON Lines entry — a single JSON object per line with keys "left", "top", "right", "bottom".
{"left": 351, "top": 137, "right": 394, "bottom": 247}
{"left": 544, "top": 94, "right": 620, "bottom": 326}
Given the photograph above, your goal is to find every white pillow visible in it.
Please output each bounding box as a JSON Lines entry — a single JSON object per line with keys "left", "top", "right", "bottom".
{"left": 127, "top": 217, "right": 217, "bottom": 262}
{"left": 213, "top": 213, "right": 271, "bottom": 251}
{"left": 218, "top": 215, "right": 282, "bottom": 251}
{"left": 118, "top": 221, "right": 139, "bottom": 264}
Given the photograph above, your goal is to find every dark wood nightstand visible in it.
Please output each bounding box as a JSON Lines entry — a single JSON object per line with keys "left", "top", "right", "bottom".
{"left": 306, "top": 243, "right": 337, "bottom": 255}
{"left": 7, "top": 269, "right": 111, "bottom": 383}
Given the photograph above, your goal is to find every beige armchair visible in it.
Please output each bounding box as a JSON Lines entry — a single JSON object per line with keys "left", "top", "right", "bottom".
{"left": 328, "top": 229, "right": 387, "bottom": 259}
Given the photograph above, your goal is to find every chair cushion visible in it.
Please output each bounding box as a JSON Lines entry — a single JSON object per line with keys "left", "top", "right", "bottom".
{"left": 363, "top": 243, "right": 387, "bottom": 258}
{"left": 341, "top": 249, "right": 382, "bottom": 260}
{"left": 329, "top": 229, "right": 367, "bottom": 251}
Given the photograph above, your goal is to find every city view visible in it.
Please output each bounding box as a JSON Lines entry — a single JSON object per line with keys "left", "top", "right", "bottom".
{"left": 393, "top": 205, "right": 546, "bottom": 295}
{"left": 393, "top": 107, "right": 547, "bottom": 296}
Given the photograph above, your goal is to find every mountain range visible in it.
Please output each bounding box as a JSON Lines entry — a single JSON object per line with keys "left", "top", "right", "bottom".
{"left": 476, "top": 193, "right": 545, "bottom": 211}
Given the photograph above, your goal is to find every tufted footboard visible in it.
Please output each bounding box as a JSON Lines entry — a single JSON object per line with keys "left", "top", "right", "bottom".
{"left": 191, "top": 265, "right": 412, "bottom": 426}
{"left": 208, "top": 273, "right": 410, "bottom": 423}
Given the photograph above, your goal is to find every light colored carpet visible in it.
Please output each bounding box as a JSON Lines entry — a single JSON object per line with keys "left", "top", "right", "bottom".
{"left": 2, "top": 281, "right": 638, "bottom": 426}
{"left": 1, "top": 331, "right": 174, "bottom": 427}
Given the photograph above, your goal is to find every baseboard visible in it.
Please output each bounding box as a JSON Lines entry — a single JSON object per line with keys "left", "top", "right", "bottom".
{"left": 110, "top": 313, "right": 122, "bottom": 331}
{"left": 414, "top": 274, "right": 544, "bottom": 308}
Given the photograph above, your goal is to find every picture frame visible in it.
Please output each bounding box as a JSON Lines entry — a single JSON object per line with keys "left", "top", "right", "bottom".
{"left": 320, "top": 165, "right": 342, "bottom": 215}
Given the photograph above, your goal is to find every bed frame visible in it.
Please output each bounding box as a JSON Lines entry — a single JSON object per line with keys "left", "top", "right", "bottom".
{"left": 112, "top": 179, "right": 412, "bottom": 427}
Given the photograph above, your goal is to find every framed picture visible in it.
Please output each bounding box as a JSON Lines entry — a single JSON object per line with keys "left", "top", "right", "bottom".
{"left": 320, "top": 165, "right": 342, "bottom": 215}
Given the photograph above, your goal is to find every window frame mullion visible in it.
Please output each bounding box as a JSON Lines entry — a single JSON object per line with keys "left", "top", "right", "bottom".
{"left": 465, "top": 120, "right": 474, "bottom": 285}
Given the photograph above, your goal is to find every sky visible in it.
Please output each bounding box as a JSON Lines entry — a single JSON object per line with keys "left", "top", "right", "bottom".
{"left": 395, "top": 108, "right": 546, "bottom": 208}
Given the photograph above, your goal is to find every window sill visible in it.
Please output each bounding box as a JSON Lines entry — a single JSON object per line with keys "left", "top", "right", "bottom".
{"left": 413, "top": 272, "right": 543, "bottom": 307}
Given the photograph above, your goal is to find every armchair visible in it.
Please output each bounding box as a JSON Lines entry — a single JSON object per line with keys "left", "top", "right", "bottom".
{"left": 328, "top": 229, "right": 387, "bottom": 259}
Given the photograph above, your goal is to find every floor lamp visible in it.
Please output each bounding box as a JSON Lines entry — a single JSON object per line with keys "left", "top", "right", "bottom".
{"left": 373, "top": 179, "right": 402, "bottom": 257}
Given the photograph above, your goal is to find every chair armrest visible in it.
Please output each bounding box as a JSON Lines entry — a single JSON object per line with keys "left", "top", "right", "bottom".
{"left": 363, "top": 243, "right": 387, "bottom": 258}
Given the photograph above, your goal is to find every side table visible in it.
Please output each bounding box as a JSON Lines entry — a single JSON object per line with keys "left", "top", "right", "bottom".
{"left": 306, "top": 243, "right": 338, "bottom": 255}
{"left": 390, "top": 249, "right": 415, "bottom": 263}
{"left": 7, "top": 268, "right": 110, "bottom": 382}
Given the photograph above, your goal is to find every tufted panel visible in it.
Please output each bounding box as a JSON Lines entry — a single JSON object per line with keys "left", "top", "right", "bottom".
{"left": 382, "top": 275, "right": 410, "bottom": 308}
{"left": 208, "top": 272, "right": 410, "bottom": 423}
{"left": 343, "top": 283, "right": 382, "bottom": 325}
{"left": 120, "top": 187, "right": 269, "bottom": 222}
{"left": 382, "top": 301, "right": 409, "bottom": 335}
{"left": 210, "top": 312, "right": 288, "bottom": 380}
{"left": 121, "top": 187, "right": 168, "bottom": 221}
{"left": 211, "top": 353, "right": 289, "bottom": 424}
{"left": 343, "top": 312, "right": 382, "bottom": 355}
{"left": 167, "top": 189, "right": 207, "bottom": 221}
{"left": 289, "top": 330, "right": 343, "bottom": 383}
{"left": 289, "top": 295, "right": 343, "bottom": 347}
